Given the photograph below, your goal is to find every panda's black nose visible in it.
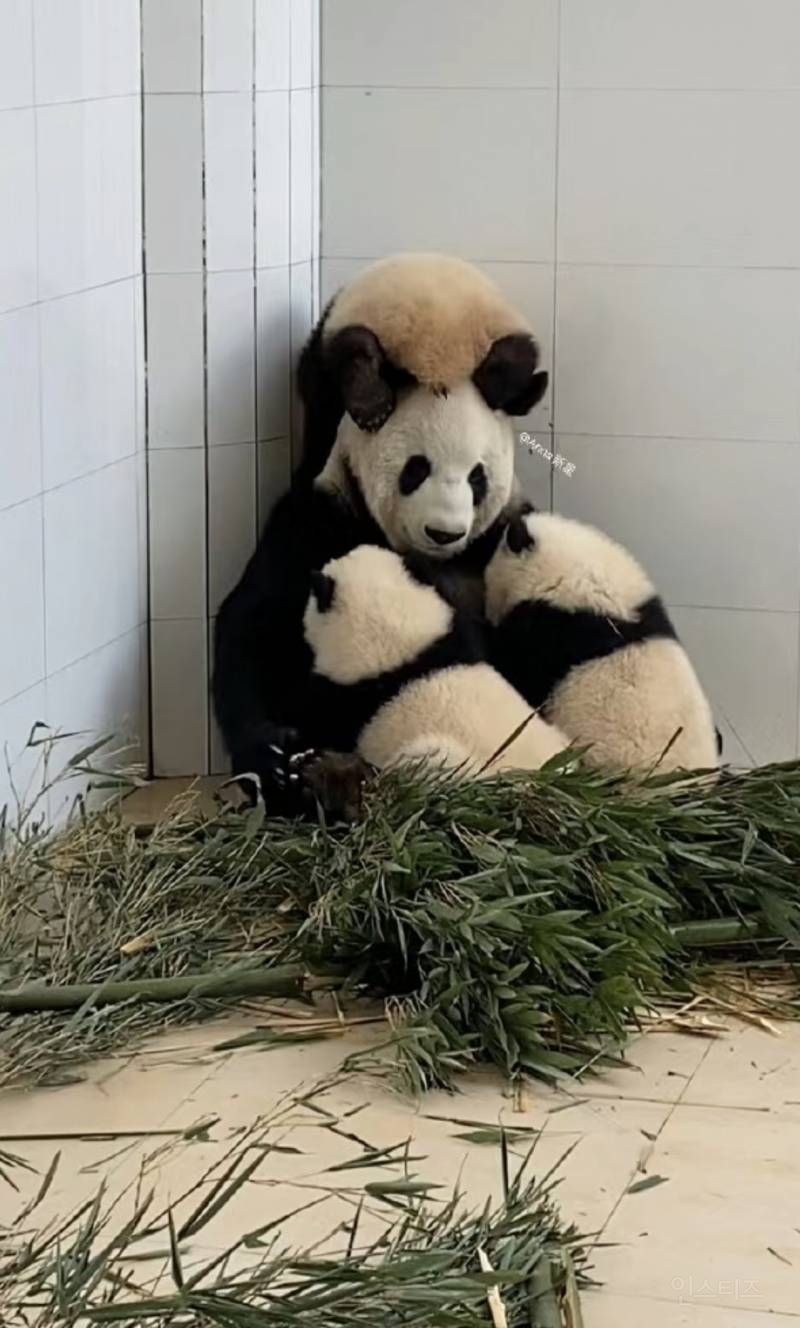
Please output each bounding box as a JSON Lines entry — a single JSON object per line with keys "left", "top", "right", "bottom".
{"left": 425, "top": 526, "right": 465, "bottom": 546}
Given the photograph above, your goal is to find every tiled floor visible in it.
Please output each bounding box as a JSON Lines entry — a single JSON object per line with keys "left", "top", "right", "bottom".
{"left": 2, "top": 778, "right": 799, "bottom": 1325}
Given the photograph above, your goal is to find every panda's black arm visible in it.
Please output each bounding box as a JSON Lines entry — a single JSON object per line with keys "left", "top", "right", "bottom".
{"left": 212, "top": 480, "right": 375, "bottom": 801}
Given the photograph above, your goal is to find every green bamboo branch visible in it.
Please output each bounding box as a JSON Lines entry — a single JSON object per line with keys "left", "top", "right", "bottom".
{"left": 672, "top": 917, "right": 765, "bottom": 947}
{"left": 0, "top": 965, "right": 310, "bottom": 1014}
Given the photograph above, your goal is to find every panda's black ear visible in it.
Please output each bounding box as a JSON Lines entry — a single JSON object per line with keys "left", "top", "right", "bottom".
{"left": 506, "top": 514, "right": 535, "bottom": 555}
{"left": 309, "top": 571, "right": 336, "bottom": 612}
{"left": 473, "top": 334, "right": 549, "bottom": 416}
{"left": 323, "top": 325, "right": 397, "bottom": 433}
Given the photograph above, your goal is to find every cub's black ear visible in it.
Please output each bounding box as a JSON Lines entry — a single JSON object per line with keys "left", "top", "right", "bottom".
{"left": 323, "top": 325, "right": 396, "bottom": 433}
{"left": 473, "top": 334, "right": 549, "bottom": 416}
{"left": 505, "top": 514, "right": 535, "bottom": 555}
{"left": 309, "top": 571, "right": 336, "bottom": 612}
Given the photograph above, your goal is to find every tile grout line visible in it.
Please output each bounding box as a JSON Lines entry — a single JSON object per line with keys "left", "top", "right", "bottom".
{"left": 547, "top": 0, "right": 562, "bottom": 513}
{"left": 287, "top": 0, "right": 295, "bottom": 469}
{"left": 251, "top": 0, "right": 260, "bottom": 533}
{"left": 29, "top": 0, "right": 49, "bottom": 729}
{"left": 138, "top": 0, "right": 154, "bottom": 777}
{"left": 200, "top": 0, "right": 211, "bottom": 778}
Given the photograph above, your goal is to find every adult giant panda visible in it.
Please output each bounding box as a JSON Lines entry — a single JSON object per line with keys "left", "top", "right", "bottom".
{"left": 485, "top": 510, "right": 719, "bottom": 775}
{"left": 303, "top": 545, "right": 567, "bottom": 777}
{"left": 213, "top": 255, "right": 548, "bottom": 812}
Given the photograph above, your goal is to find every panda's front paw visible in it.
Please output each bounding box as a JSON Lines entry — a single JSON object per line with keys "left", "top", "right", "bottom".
{"left": 269, "top": 728, "right": 317, "bottom": 793}
{"left": 302, "top": 750, "right": 371, "bottom": 823}
{"left": 231, "top": 727, "right": 317, "bottom": 813}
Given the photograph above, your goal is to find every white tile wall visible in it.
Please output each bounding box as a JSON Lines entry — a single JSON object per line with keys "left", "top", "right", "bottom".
{"left": 146, "top": 274, "right": 205, "bottom": 448}
{"left": 255, "top": 0, "right": 290, "bottom": 91}
{"left": 322, "top": 0, "right": 558, "bottom": 89}
{"left": 0, "top": 306, "right": 42, "bottom": 509}
{"left": 559, "top": 91, "right": 800, "bottom": 269}
{"left": 0, "top": 0, "right": 35, "bottom": 111}
{"left": 142, "top": 0, "right": 202, "bottom": 94}
{"left": 559, "top": 0, "right": 800, "bottom": 91}
{"left": 37, "top": 97, "right": 140, "bottom": 299}
{"left": 203, "top": 0, "right": 253, "bottom": 92}
{"left": 322, "top": 1, "right": 800, "bottom": 762}
{"left": 43, "top": 456, "right": 141, "bottom": 674}
{"left": 322, "top": 88, "right": 556, "bottom": 261}
{"left": 0, "top": 498, "right": 45, "bottom": 706}
{"left": 256, "top": 264, "right": 291, "bottom": 439}
{"left": 207, "top": 271, "right": 256, "bottom": 445}
{"left": 671, "top": 608, "right": 799, "bottom": 768}
{"left": 148, "top": 448, "right": 207, "bottom": 621}
{"left": 151, "top": 618, "right": 208, "bottom": 775}
{"left": 0, "top": 109, "right": 37, "bottom": 312}
{"left": 33, "top": 0, "right": 140, "bottom": 104}
{"left": 46, "top": 625, "right": 147, "bottom": 820}
{"left": 555, "top": 267, "right": 800, "bottom": 444}
{"left": 255, "top": 90, "right": 290, "bottom": 267}
{"left": 40, "top": 280, "right": 138, "bottom": 488}
{"left": 0, "top": 0, "right": 146, "bottom": 818}
{"left": 208, "top": 442, "right": 257, "bottom": 614}
{"left": 144, "top": 0, "right": 319, "bottom": 774}
{"left": 204, "top": 92, "right": 255, "bottom": 271}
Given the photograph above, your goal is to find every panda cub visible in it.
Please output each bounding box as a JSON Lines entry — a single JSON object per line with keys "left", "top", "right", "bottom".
{"left": 485, "top": 511, "right": 719, "bottom": 774}
{"left": 303, "top": 545, "right": 568, "bottom": 776}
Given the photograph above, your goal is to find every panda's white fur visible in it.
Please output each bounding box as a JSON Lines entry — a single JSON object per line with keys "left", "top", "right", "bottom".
{"left": 317, "top": 381, "right": 516, "bottom": 559}
{"left": 485, "top": 512, "right": 719, "bottom": 774}
{"left": 324, "top": 253, "right": 531, "bottom": 393}
{"left": 304, "top": 545, "right": 568, "bottom": 776}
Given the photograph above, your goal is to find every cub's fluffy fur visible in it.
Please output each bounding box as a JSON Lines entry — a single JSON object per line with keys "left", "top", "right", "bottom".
{"left": 324, "top": 253, "right": 531, "bottom": 392}
{"left": 485, "top": 512, "right": 719, "bottom": 774}
{"left": 304, "top": 545, "right": 567, "bottom": 777}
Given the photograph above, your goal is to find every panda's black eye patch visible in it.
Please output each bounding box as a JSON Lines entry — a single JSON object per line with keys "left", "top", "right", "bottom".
{"left": 468, "top": 463, "right": 488, "bottom": 506}
{"left": 399, "top": 455, "right": 431, "bottom": 496}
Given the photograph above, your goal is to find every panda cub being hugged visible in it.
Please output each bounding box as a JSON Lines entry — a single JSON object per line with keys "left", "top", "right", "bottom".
{"left": 485, "top": 511, "right": 719, "bottom": 774}
{"left": 303, "top": 545, "right": 568, "bottom": 777}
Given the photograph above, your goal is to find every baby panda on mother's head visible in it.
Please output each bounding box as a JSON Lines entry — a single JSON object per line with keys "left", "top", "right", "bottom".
{"left": 303, "top": 544, "right": 568, "bottom": 778}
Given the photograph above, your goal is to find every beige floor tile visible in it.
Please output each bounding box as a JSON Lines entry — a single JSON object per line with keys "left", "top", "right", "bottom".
{"left": 543, "top": 1099, "right": 673, "bottom": 1237}
{"left": 594, "top": 1103, "right": 800, "bottom": 1315}
{"left": 0, "top": 1052, "right": 225, "bottom": 1138}
{"left": 582, "top": 1289, "right": 800, "bottom": 1326}
{"left": 122, "top": 776, "right": 224, "bottom": 825}
{"left": 5, "top": 1013, "right": 799, "bottom": 1321}
{"left": 570, "top": 1032, "right": 714, "bottom": 1104}
{"left": 2, "top": 1135, "right": 153, "bottom": 1231}
{"left": 681, "top": 1020, "right": 800, "bottom": 1114}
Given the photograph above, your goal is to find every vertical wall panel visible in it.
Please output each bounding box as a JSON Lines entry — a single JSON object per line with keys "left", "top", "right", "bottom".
{"left": 0, "top": 0, "right": 146, "bottom": 819}
{"left": 144, "top": 0, "right": 319, "bottom": 775}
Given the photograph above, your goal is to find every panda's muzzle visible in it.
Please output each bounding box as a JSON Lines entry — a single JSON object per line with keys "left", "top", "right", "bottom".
{"left": 425, "top": 525, "right": 466, "bottom": 547}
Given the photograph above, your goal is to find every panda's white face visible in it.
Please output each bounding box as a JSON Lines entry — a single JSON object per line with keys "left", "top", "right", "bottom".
{"left": 329, "top": 382, "right": 514, "bottom": 559}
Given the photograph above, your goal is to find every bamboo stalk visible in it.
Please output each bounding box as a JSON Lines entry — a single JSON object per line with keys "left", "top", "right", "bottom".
{"left": 0, "top": 965, "right": 308, "bottom": 1014}
{"left": 672, "top": 917, "right": 764, "bottom": 947}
